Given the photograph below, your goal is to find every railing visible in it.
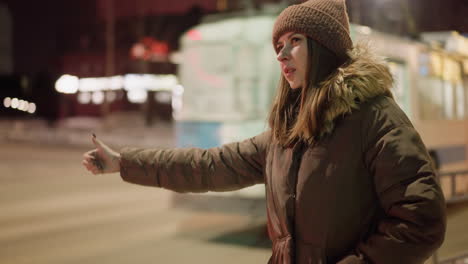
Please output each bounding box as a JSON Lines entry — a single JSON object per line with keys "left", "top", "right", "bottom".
{"left": 437, "top": 251, "right": 468, "bottom": 264}
{"left": 433, "top": 170, "right": 468, "bottom": 264}
{"left": 439, "top": 170, "right": 468, "bottom": 204}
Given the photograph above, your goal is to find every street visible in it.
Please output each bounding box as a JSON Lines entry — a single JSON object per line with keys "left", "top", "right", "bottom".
{"left": 1, "top": 141, "right": 468, "bottom": 264}
{"left": 0, "top": 142, "right": 270, "bottom": 264}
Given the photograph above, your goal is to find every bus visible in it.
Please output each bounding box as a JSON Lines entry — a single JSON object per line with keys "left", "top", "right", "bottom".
{"left": 173, "top": 11, "right": 468, "bottom": 207}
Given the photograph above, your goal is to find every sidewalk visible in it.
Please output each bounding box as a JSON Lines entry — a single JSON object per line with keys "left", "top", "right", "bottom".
{"left": 0, "top": 112, "right": 267, "bottom": 213}
{"left": 0, "top": 112, "right": 176, "bottom": 149}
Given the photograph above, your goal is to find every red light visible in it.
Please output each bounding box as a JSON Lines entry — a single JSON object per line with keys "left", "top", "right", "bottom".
{"left": 130, "top": 37, "right": 169, "bottom": 61}
{"left": 150, "top": 42, "right": 169, "bottom": 55}
{"left": 187, "top": 30, "right": 202, "bottom": 41}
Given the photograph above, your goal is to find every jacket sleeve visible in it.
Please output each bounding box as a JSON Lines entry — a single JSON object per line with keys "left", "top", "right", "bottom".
{"left": 356, "top": 102, "right": 446, "bottom": 264}
{"left": 118, "top": 131, "right": 270, "bottom": 193}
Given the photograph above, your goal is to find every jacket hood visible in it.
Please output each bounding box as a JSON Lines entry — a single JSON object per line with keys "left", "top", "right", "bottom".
{"left": 318, "top": 43, "right": 394, "bottom": 138}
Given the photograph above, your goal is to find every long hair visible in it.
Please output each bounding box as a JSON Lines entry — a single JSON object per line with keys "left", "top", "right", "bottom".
{"left": 268, "top": 38, "right": 347, "bottom": 147}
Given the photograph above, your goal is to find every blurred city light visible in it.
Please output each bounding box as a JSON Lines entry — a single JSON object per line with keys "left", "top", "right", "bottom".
{"left": 55, "top": 74, "right": 179, "bottom": 105}
{"left": 147, "top": 75, "right": 178, "bottom": 91}
{"left": 123, "top": 74, "right": 145, "bottom": 91}
{"left": 18, "top": 100, "right": 27, "bottom": 111}
{"left": 106, "top": 91, "right": 117, "bottom": 102}
{"left": 77, "top": 92, "right": 92, "bottom": 104}
{"left": 155, "top": 91, "right": 172, "bottom": 103}
{"left": 11, "top": 98, "right": 19, "bottom": 109}
{"left": 55, "top": 74, "right": 79, "bottom": 94}
{"left": 109, "top": 76, "right": 124, "bottom": 90}
{"left": 131, "top": 43, "right": 146, "bottom": 58}
{"left": 187, "top": 29, "right": 202, "bottom": 41}
{"left": 3, "top": 97, "right": 37, "bottom": 114}
{"left": 123, "top": 74, "right": 177, "bottom": 92}
{"left": 22, "top": 101, "right": 29, "bottom": 111}
{"left": 91, "top": 91, "right": 105, "bottom": 104}
{"left": 79, "top": 78, "right": 108, "bottom": 92}
{"left": 3, "top": 97, "right": 11, "bottom": 108}
{"left": 130, "top": 37, "right": 169, "bottom": 62}
{"left": 27, "top": 103, "right": 36, "bottom": 114}
{"left": 127, "top": 89, "right": 147, "bottom": 104}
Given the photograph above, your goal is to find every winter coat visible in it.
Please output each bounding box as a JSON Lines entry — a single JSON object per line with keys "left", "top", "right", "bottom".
{"left": 119, "top": 45, "right": 446, "bottom": 264}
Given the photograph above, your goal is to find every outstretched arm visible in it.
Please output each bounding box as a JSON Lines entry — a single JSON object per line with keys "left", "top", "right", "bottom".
{"left": 118, "top": 131, "right": 270, "bottom": 193}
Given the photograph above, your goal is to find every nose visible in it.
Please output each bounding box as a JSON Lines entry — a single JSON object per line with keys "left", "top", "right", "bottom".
{"left": 276, "top": 45, "right": 290, "bottom": 62}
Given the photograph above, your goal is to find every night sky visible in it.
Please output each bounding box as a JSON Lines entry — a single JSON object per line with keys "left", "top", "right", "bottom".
{"left": 0, "top": 0, "right": 467, "bottom": 121}
{"left": 1, "top": 0, "right": 467, "bottom": 75}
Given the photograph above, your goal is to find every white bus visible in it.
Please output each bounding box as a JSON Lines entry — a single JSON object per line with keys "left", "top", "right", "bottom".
{"left": 174, "top": 12, "right": 468, "bottom": 205}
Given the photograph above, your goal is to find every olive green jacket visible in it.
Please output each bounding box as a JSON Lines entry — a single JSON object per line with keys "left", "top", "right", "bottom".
{"left": 119, "top": 45, "right": 446, "bottom": 264}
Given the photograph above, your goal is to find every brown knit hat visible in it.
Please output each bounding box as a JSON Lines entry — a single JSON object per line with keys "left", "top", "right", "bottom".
{"left": 272, "top": 0, "right": 353, "bottom": 59}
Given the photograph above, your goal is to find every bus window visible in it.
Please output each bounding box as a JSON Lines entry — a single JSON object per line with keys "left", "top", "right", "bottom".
{"left": 455, "top": 81, "right": 465, "bottom": 119}
{"left": 465, "top": 66, "right": 468, "bottom": 119}
{"left": 419, "top": 77, "right": 444, "bottom": 120}
{"left": 443, "top": 81, "right": 455, "bottom": 119}
{"left": 418, "top": 51, "right": 465, "bottom": 120}
{"left": 387, "top": 61, "right": 411, "bottom": 117}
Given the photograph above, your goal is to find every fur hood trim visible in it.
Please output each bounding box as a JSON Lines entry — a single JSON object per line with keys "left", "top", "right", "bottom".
{"left": 319, "top": 43, "right": 394, "bottom": 138}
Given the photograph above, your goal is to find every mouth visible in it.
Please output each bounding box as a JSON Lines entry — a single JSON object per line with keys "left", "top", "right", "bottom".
{"left": 283, "top": 67, "right": 296, "bottom": 78}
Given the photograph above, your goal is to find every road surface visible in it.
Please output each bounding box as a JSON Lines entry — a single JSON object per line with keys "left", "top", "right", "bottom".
{"left": 0, "top": 142, "right": 270, "bottom": 264}
{"left": 1, "top": 141, "right": 467, "bottom": 264}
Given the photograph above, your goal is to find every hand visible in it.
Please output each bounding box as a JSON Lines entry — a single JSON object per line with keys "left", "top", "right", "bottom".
{"left": 82, "top": 134, "right": 121, "bottom": 174}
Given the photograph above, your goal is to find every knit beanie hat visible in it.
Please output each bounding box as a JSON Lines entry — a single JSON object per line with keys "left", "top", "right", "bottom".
{"left": 272, "top": 0, "right": 353, "bottom": 59}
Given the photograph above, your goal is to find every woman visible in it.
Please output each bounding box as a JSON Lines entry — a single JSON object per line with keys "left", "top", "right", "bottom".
{"left": 82, "top": 0, "right": 446, "bottom": 263}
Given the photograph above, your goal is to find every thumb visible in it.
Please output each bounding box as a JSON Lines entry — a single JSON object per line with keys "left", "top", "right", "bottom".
{"left": 92, "top": 134, "right": 104, "bottom": 150}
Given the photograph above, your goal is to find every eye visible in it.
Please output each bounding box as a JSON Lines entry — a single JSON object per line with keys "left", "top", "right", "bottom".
{"left": 291, "top": 37, "right": 301, "bottom": 44}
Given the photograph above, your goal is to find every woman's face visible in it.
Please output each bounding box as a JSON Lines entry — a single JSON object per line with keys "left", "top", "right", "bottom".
{"left": 276, "top": 32, "right": 308, "bottom": 89}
